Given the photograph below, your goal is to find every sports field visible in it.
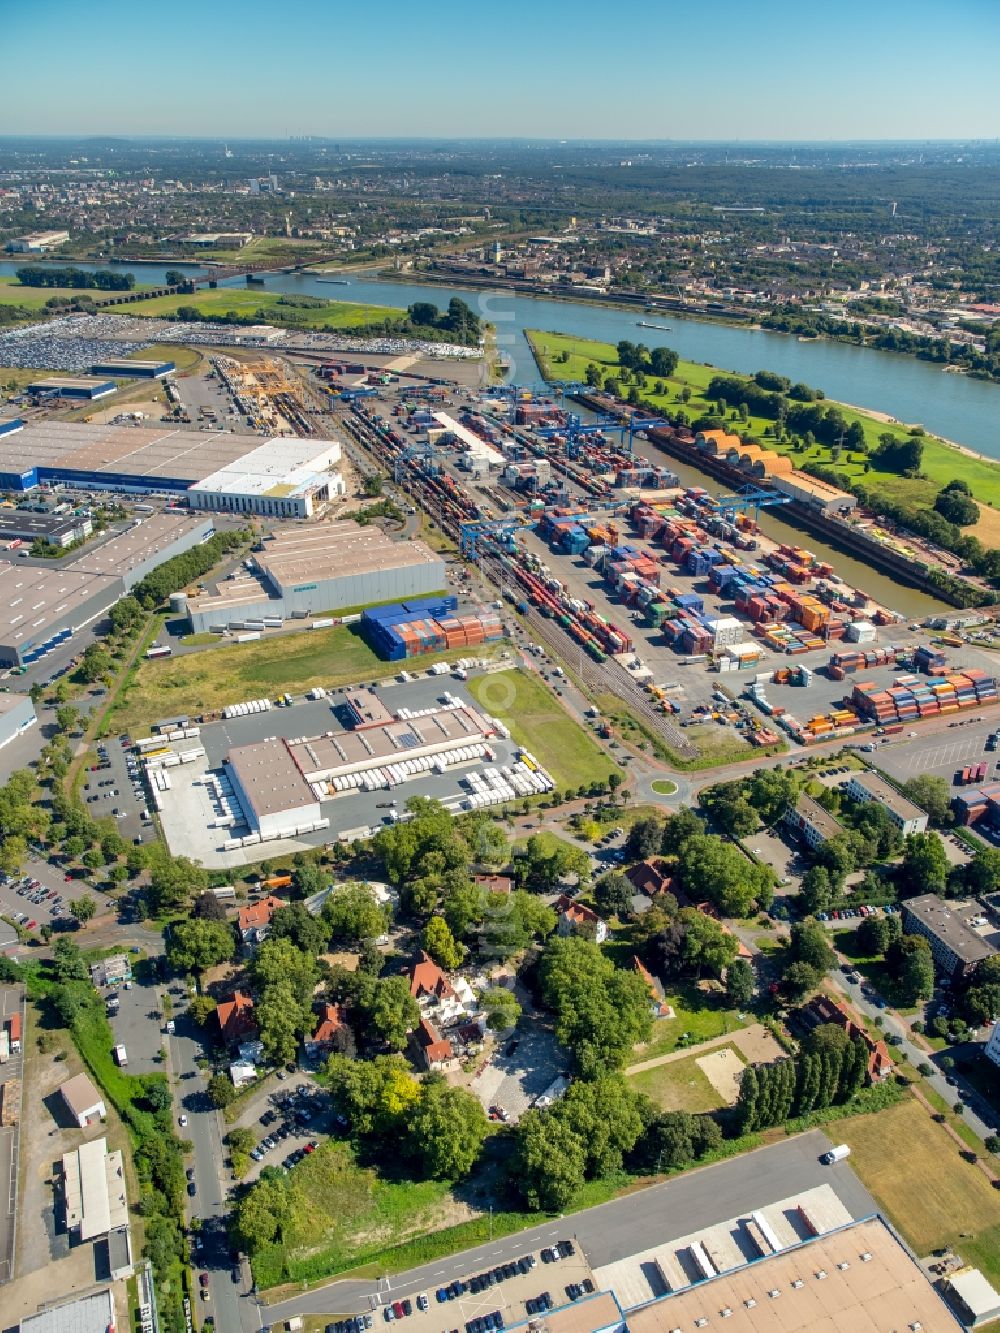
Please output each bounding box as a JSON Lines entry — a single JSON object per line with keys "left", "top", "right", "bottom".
{"left": 467, "top": 668, "right": 618, "bottom": 791}
{"left": 528, "top": 328, "right": 1000, "bottom": 509}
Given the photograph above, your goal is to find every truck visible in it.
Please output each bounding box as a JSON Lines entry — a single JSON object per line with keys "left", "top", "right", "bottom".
{"left": 7, "top": 1011, "right": 21, "bottom": 1053}
{"left": 821, "top": 1143, "right": 850, "bottom": 1165}
{"left": 145, "top": 644, "right": 172, "bottom": 659}
{"left": 113, "top": 1044, "right": 128, "bottom": 1067}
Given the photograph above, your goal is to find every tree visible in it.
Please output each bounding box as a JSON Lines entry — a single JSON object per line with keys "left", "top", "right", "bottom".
{"left": 625, "top": 816, "right": 663, "bottom": 861}
{"left": 661, "top": 807, "right": 702, "bottom": 856}
{"left": 408, "top": 1080, "right": 488, "bottom": 1180}
{"left": 649, "top": 346, "right": 679, "bottom": 378}
{"left": 801, "top": 865, "right": 834, "bottom": 916}
{"left": 251, "top": 937, "right": 318, "bottom": 1008}
{"left": 594, "top": 871, "right": 633, "bottom": 919}
{"left": 887, "top": 934, "right": 934, "bottom": 1004}
{"left": 788, "top": 918, "right": 835, "bottom": 973}
{"left": 207, "top": 1073, "right": 237, "bottom": 1108}
{"left": 480, "top": 986, "right": 521, "bottom": 1031}
{"left": 55, "top": 704, "right": 80, "bottom": 734}
{"left": 360, "top": 975, "right": 420, "bottom": 1051}
{"left": 270, "top": 903, "right": 330, "bottom": 957}
{"left": 674, "top": 909, "right": 739, "bottom": 977}
{"left": 256, "top": 979, "right": 306, "bottom": 1065}
{"left": 898, "top": 831, "right": 948, "bottom": 897}
{"left": 935, "top": 484, "right": 979, "bottom": 526}
{"left": 513, "top": 1109, "right": 587, "bottom": 1211}
{"left": 679, "top": 834, "right": 773, "bottom": 917}
{"left": 539, "top": 936, "right": 652, "bottom": 1076}
{"left": 964, "top": 847, "right": 1000, "bottom": 896}
{"left": 189, "top": 995, "right": 217, "bottom": 1026}
{"left": 857, "top": 914, "right": 891, "bottom": 957}
{"left": 69, "top": 894, "right": 97, "bottom": 924}
{"left": 290, "top": 861, "right": 327, "bottom": 901}
{"left": 701, "top": 782, "right": 760, "bottom": 838}
{"left": 52, "top": 936, "right": 88, "bottom": 982}
{"left": 520, "top": 834, "right": 591, "bottom": 892}
{"left": 408, "top": 301, "right": 440, "bottom": 326}
{"left": 736, "top": 1064, "right": 761, "bottom": 1133}
{"left": 362, "top": 474, "right": 384, "bottom": 498}
{"left": 78, "top": 643, "right": 112, "bottom": 683}
{"left": 900, "top": 775, "right": 952, "bottom": 828}
{"left": 324, "top": 882, "right": 390, "bottom": 943}
{"left": 145, "top": 850, "right": 208, "bottom": 915}
{"left": 235, "top": 1173, "right": 290, "bottom": 1252}
{"left": 725, "top": 958, "right": 755, "bottom": 1008}
{"left": 782, "top": 961, "right": 824, "bottom": 1000}
{"left": 166, "top": 918, "right": 235, "bottom": 974}
{"left": 421, "top": 916, "right": 465, "bottom": 970}
{"left": 559, "top": 1075, "right": 645, "bottom": 1177}
{"left": 192, "top": 891, "right": 228, "bottom": 922}
{"left": 327, "top": 1053, "right": 421, "bottom": 1137}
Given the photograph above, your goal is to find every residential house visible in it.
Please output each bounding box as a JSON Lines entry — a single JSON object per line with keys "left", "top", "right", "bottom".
{"left": 626, "top": 861, "right": 677, "bottom": 900}
{"left": 216, "top": 991, "right": 257, "bottom": 1047}
{"left": 845, "top": 772, "right": 928, "bottom": 837}
{"left": 413, "top": 1017, "right": 454, "bottom": 1071}
{"left": 237, "top": 894, "right": 286, "bottom": 946}
{"left": 404, "top": 952, "right": 476, "bottom": 1026}
{"left": 305, "top": 1002, "right": 353, "bottom": 1060}
{"left": 555, "top": 895, "right": 608, "bottom": 944}
{"left": 799, "top": 993, "right": 893, "bottom": 1081}
{"left": 633, "top": 956, "right": 673, "bottom": 1018}
{"left": 473, "top": 874, "right": 514, "bottom": 895}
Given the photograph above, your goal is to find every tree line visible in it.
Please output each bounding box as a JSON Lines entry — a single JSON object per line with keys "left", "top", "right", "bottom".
{"left": 16, "top": 265, "right": 135, "bottom": 290}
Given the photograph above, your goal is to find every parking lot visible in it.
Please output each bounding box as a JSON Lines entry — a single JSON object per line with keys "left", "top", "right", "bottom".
{"left": 0, "top": 858, "right": 114, "bottom": 935}
{"left": 81, "top": 736, "right": 158, "bottom": 849}
{"left": 231, "top": 1080, "right": 333, "bottom": 1185}
{"left": 104, "top": 963, "right": 166, "bottom": 1077}
{"left": 470, "top": 1022, "right": 567, "bottom": 1124}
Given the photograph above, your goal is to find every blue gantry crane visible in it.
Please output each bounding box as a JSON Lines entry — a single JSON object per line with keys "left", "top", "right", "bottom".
{"left": 715, "top": 485, "right": 792, "bottom": 525}
{"left": 604, "top": 415, "right": 668, "bottom": 453}
{"left": 460, "top": 518, "right": 532, "bottom": 561}
{"left": 393, "top": 440, "right": 440, "bottom": 483}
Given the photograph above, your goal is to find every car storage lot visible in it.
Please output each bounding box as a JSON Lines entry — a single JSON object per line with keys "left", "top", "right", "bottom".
{"left": 81, "top": 737, "right": 158, "bottom": 848}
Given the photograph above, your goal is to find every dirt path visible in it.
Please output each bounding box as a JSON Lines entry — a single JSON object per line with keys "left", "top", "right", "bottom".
{"left": 627, "top": 1023, "right": 783, "bottom": 1075}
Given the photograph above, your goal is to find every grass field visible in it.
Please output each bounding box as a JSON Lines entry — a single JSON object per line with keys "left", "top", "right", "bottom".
{"left": 467, "top": 669, "right": 618, "bottom": 791}
{"left": 528, "top": 328, "right": 1000, "bottom": 510}
{"left": 0, "top": 274, "right": 154, "bottom": 315}
{"left": 629, "top": 986, "right": 750, "bottom": 1064}
{"left": 650, "top": 779, "right": 678, "bottom": 795}
{"left": 110, "top": 623, "right": 425, "bottom": 733}
{"left": 839, "top": 1098, "right": 1000, "bottom": 1276}
{"left": 628, "top": 1044, "right": 738, "bottom": 1113}
{"left": 116, "top": 286, "right": 405, "bottom": 330}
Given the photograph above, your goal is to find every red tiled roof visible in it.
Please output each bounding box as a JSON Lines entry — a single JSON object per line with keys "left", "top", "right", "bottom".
{"left": 216, "top": 991, "right": 257, "bottom": 1045}
{"left": 626, "top": 861, "right": 676, "bottom": 898}
{"left": 311, "top": 1002, "right": 347, "bottom": 1046}
{"left": 415, "top": 1016, "right": 453, "bottom": 1064}
{"left": 237, "top": 894, "right": 286, "bottom": 932}
{"left": 804, "top": 994, "right": 893, "bottom": 1080}
{"left": 406, "top": 951, "right": 457, "bottom": 1002}
{"left": 556, "top": 894, "right": 602, "bottom": 926}
{"left": 473, "top": 875, "right": 514, "bottom": 895}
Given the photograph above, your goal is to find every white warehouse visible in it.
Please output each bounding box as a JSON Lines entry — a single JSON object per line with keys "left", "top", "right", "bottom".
{"left": 187, "top": 437, "right": 345, "bottom": 519}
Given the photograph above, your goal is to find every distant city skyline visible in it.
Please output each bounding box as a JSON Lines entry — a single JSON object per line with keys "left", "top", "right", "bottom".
{"left": 3, "top": 0, "right": 998, "bottom": 141}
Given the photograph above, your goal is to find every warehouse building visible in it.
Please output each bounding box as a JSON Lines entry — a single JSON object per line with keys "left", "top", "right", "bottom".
{"left": 0, "top": 513, "right": 214, "bottom": 666}
{"left": 61, "top": 1136, "right": 128, "bottom": 1241}
{"left": 26, "top": 376, "right": 117, "bottom": 402}
{"left": 71, "top": 511, "right": 214, "bottom": 589}
{"left": 6, "top": 229, "right": 70, "bottom": 253}
{"left": 184, "top": 521, "right": 445, "bottom": 633}
{"left": 0, "top": 692, "right": 37, "bottom": 749}
{"left": 91, "top": 358, "right": 175, "bottom": 379}
{"left": 226, "top": 736, "right": 322, "bottom": 838}
{"left": 18, "top": 1289, "right": 118, "bottom": 1333}
{"left": 0, "top": 509, "right": 93, "bottom": 548}
{"left": 844, "top": 771, "right": 929, "bottom": 836}
{"left": 186, "top": 436, "right": 345, "bottom": 519}
{"left": 902, "top": 893, "right": 995, "bottom": 981}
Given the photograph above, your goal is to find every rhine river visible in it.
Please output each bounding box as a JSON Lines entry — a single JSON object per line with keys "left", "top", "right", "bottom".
{"left": 6, "top": 258, "right": 998, "bottom": 613}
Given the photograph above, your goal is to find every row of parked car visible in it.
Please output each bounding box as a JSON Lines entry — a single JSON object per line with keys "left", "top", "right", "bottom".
{"left": 815, "top": 904, "right": 898, "bottom": 922}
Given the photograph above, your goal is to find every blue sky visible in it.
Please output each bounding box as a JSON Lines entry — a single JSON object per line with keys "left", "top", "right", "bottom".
{"left": 3, "top": 0, "right": 998, "bottom": 139}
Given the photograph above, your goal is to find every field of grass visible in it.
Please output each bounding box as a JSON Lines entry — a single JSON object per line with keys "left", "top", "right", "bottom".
{"left": 116, "top": 285, "right": 405, "bottom": 330}
{"left": 0, "top": 274, "right": 154, "bottom": 314}
{"left": 650, "top": 779, "right": 678, "bottom": 795}
{"left": 628, "top": 1045, "right": 738, "bottom": 1113}
{"left": 839, "top": 1098, "right": 1000, "bottom": 1274}
{"left": 629, "top": 986, "right": 750, "bottom": 1064}
{"left": 467, "top": 669, "right": 618, "bottom": 791}
{"left": 528, "top": 328, "right": 1000, "bottom": 509}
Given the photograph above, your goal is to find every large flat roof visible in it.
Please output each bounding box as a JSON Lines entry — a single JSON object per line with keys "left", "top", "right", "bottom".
{"left": 19, "top": 1288, "right": 117, "bottom": 1333}
{"left": 289, "top": 703, "right": 492, "bottom": 782}
{"left": 626, "top": 1217, "right": 960, "bottom": 1333}
{"left": 793, "top": 792, "right": 845, "bottom": 841}
{"left": 0, "top": 420, "right": 256, "bottom": 483}
{"left": 0, "top": 562, "right": 119, "bottom": 645}
{"left": 904, "top": 894, "right": 996, "bottom": 966}
{"left": 253, "top": 521, "right": 443, "bottom": 591}
{"left": 62, "top": 1137, "right": 127, "bottom": 1241}
{"left": 71, "top": 512, "right": 210, "bottom": 579}
{"left": 226, "top": 736, "right": 318, "bottom": 819}
{"left": 849, "top": 771, "right": 928, "bottom": 824}
{"left": 190, "top": 437, "right": 340, "bottom": 499}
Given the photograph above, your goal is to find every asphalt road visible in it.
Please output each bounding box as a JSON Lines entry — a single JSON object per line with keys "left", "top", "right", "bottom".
{"left": 0, "top": 985, "right": 24, "bottom": 1287}
{"left": 265, "top": 1130, "right": 873, "bottom": 1326}
{"left": 168, "top": 1000, "right": 254, "bottom": 1333}
{"left": 830, "top": 966, "right": 998, "bottom": 1139}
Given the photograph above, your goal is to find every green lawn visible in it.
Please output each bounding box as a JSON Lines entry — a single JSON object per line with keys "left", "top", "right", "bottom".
{"left": 628, "top": 1044, "right": 739, "bottom": 1113}
{"left": 629, "top": 986, "right": 750, "bottom": 1063}
{"left": 467, "top": 669, "right": 618, "bottom": 791}
{"left": 832, "top": 929, "right": 921, "bottom": 1014}
{"left": 528, "top": 328, "right": 1000, "bottom": 509}
{"left": 116, "top": 286, "right": 405, "bottom": 330}
{"left": 839, "top": 1098, "right": 1000, "bottom": 1271}
{"left": 0, "top": 274, "right": 154, "bottom": 314}
{"left": 650, "top": 779, "right": 678, "bottom": 795}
